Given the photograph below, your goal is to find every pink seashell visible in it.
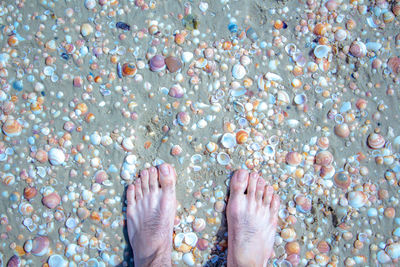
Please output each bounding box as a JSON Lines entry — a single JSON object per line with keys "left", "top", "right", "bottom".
{"left": 315, "top": 151, "right": 333, "bottom": 166}
{"left": 334, "top": 123, "right": 350, "bottom": 138}
{"left": 192, "top": 218, "right": 206, "bottom": 232}
{"left": 295, "top": 194, "right": 312, "bottom": 213}
{"left": 63, "top": 121, "right": 76, "bottom": 132}
{"left": 165, "top": 56, "right": 182, "bottom": 73}
{"left": 94, "top": 170, "right": 108, "bottom": 184}
{"left": 320, "top": 164, "right": 335, "bottom": 179}
{"left": 35, "top": 149, "right": 48, "bottom": 163}
{"left": 177, "top": 112, "right": 190, "bottom": 126}
{"left": 286, "top": 253, "right": 300, "bottom": 266}
{"left": 317, "top": 240, "right": 331, "bottom": 254}
{"left": 169, "top": 84, "right": 184, "bottom": 98}
{"left": 7, "top": 255, "right": 21, "bottom": 267}
{"left": 388, "top": 56, "right": 400, "bottom": 75}
{"left": 317, "top": 137, "right": 330, "bottom": 150}
{"left": 196, "top": 238, "right": 208, "bottom": 251}
{"left": 73, "top": 76, "right": 83, "bottom": 87}
{"left": 285, "top": 151, "right": 302, "bottom": 166}
{"left": 203, "top": 48, "right": 214, "bottom": 59}
{"left": 149, "top": 55, "right": 165, "bottom": 72}
{"left": 42, "top": 192, "right": 61, "bottom": 209}
{"left": 170, "top": 145, "right": 183, "bottom": 156}
{"left": 31, "top": 236, "right": 50, "bottom": 256}
{"left": 2, "top": 101, "right": 15, "bottom": 115}
{"left": 349, "top": 41, "right": 367, "bottom": 58}
{"left": 367, "top": 133, "right": 385, "bottom": 149}
{"left": 77, "top": 207, "right": 90, "bottom": 220}
{"left": 334, "top": 171, "right": 351, "bottom": 190}
{"left": 2, "top": 118, "right": 22, "bottom": 137}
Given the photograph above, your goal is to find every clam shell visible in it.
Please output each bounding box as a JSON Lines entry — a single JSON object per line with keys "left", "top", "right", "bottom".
{"left": 18, "top": 202, "right": 34, "bottom": 215}
{"left": 285, "top": 241, "right": 300, "bottom": 255}
{"left": 184, "top": 232, "right": 198, "bottom": 247}
{"left": 317, "top": 137, "right": 329, "bottom": 150}
{"left": 77, "top": 207, "right": 90, "bottom": 220}
{"left": 216, "top": 152, "right": 230, "bottom": 165}
{"left": 7, "top": 255, "right": 21, "bottom": 267}
{"left": 84, "top": 0, "right": 96, "bottom": 9}
{"left": 320, "top": 164, "right": 335, "bottom": 179}
{"left": 334, "top": 123, "right": 350, "bottom": 138}
{"left": 286, "top": 152, "right": 302, "bottom": 166}
{"left": 42, "top": 192, "right": 61, "bottom": 209}
{"left": 181, "top": 51, "right": 193, "bottom": 63}
{"left": 182, "top": 253, "right": 195, "bottom": 266}
{"left": 192, "top": 218, "right": 206, "bottom": 232}
{"left": 2, "top": 118, "right": 22, "bottom": 137}
{"left": 48, "top": 254, "right": 67, "bottom": 267}
{"left": 295, "top": 194, "right": 312, "bottom": 213}
{"left": 48, "top": 148, "right": 65, "bottom": 166}
{"left": 293, "top": 93, "right": 307, "bottom": 105}
{"left": 31, "top": 236, "right": 50, "bottom": 256}
{"left": 23, "top": 187, "right": 37, "bottom": 200}
{"left": 276, "top": 90, "right": 290, "bottom": 105}
{"left": 377, "top": 250, "right": 391, "bottom": 264}
{"left": 386, "top": 243, "right": 400, "bottom": 259}
{"left": 314, "top": 45, "right": 331, "bottom": 59}
{"left": 317, "top": 240, "right": 330, "bottom": 253}
{"left": 196, "top": 239, "right": 208, "bottom": 251}
{"left": 122, "top": 63, "right": 137, "bottom": 77}
{"left": 367, "top": 133, "right": 385, "bottom": 149}
{"left": 280, "top": 228, "right": 296, "bottom": 242}
{"left": 232, "top": 64, "right": 246, "bottom": 79}
{"left": 171, "top": 145, "right": 183, "bottom": 156}
{"left": 80, "top": 23, "right": 93, "bottom": 37}
{"left": 165, "top": 56, "right": 182, "bottom": 73}
{"left": 177, "top": 112, "right": 190, "bottom": 126}
{"left": 205, "top": 142, "right": 218, "bottom": 153}
{"left": 347, "top": 191, "right": 367, "bottom": 208}
{"left": 334, "top": 171, "right": 351, "bottom": 190}
{"left": 315, "top": 151, "right": 333, "bottom": 166}
{"left": 149, "top": 55, "right": 166, "bottom": 72}
{"left": 334, "top": 29, "right": 347, "bottom": 41}
{"left": 221, "top": 133, "right": 237, "bottom": 149}
{"left": 349, "top": 41, "right": 367, "bottom": 58}
{"left": 388, "top": 56, "right": 400, "bottom": 75}
{"left": 236, "top": 130, "right": 248, "bottom": 144}
{"left": 169, "top": 84, "right": 184, "bottom": 98}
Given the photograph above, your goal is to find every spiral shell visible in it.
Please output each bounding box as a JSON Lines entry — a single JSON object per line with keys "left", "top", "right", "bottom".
{"left": 23, "top": 187, "right": 37, "bottom": 200}
{"left": 334, "top": 123, "right": 350, "bottom": 138}
{"left": 2, "top": 118, "right": 22, "bottom": 137}
{"left": 334, "top": 171, "right": 351, "bottom": 190}
{"left": 42, "top": 192, "right": 61, "bottom": 209}
{"left": 149, "top": 55, "right": 166, "bottom": 72}
{"left": 236, "top": 130, "right": 249, "bottom": 144}
{"left": 315, "top": 151, "right": 333, "bottom": 166}
{"left": 286, "top": 151, "right": 302, "bottom": 166}
{"left": 31, "top": 236, "right": 50, "bottom": 256}
{"left": 347, "top": 191, "right": 368, "bottom": 208}
{"left": 367, "top": 133, "right": 385, "bottom": 149}
{"left": 349, "top": 41, "right": 367, "bottom": 58}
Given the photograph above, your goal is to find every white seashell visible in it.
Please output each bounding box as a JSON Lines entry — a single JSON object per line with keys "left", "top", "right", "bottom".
{"left": 184, "top": 232, "right": 198, "bottom": 247}
{"left": 232, "top": 64, "right": 246, "bottom": 79}
{"left": 347, "top": 191, "right": 367, "bottom": 209}
{"left": 286, "top": 119, "right": 300, "bottom": 128}
{"left": 84, "top": 0, "right": 96, "bottom": 9}
{"left": 48, "top": 254, "right": 67, "bottom": 267}
{"left": 386, "top": 243, "right": 400, "bottom": 259}
{"left": 182, "top": 253, "right": 195, "bottom": 266}
{"left": 276, "top": 90, "right": 290, "bottom": 105}
{"left": 65, "top": 243, "right": 78, "bottom": 258}
{"left": 217, "top": 152, "right": 230, "bottom": 165}
{"left": 264, "top": 72, "right": 282, "bottom": 81}
{"left": 314, "top": 45, "right": 331, "bottom": 59}
{"left": 240, "top": 55, "right": 251, "bottom": 66}
{"left": 122, "top": 137, "right": 134, "bottom": 151}
{"left": 334, "top": 29, "right": 347, "bottom": 41}
{"left": 81, "top": 190, "right": 93, "bottom": 201}
{"left": 125, "top": 154, "right": 137, "bottom": 164}
{"left": 171, "top": 251, "right": 182, "bottom": 261}
{"left": 174, "top": 233, "right": 185, "bottom": 248}
{"left": 80, "top": 23, "right": 93, "bottom": 37}
{"left": 198, "top": 2, "right": 209, "bottom": 12}
{"left": 285, "top": 43, "right": 297, "bottom": 56}
{"left": 221, "top": 133, "right": 236, "bottom": 148}
{"left": 366, "top": 42, "right": 382, "bottom": 52}
{"left": 48, "top": 148, "right": 65, "bottom": 166}
{"left": 181, "top": 52, "right": 194, "bottom": 63}
{"left": 197, "top": 119, "right": 207, "bottom": 129}
{"left": 65, "top": 217, "right": 78, "bottom": 229}
{"left": 24, "top": 239, "right": 33, "bottom": 253}
{"left": 101, "top": 135, "right": 113, "bottom": 146}
{"left": 294, "top": 93, "right": 307, "bottom": 105}
{"left": 90, "top": 132, "right": 101, "bottom": 145}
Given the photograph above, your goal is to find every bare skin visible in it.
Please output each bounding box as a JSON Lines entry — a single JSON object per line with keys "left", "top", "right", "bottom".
{"left": 126, "top": 166, "right": 279, "bottom": 267}
{"left": 226, "top": 169, "right": 280, "bottom": 267}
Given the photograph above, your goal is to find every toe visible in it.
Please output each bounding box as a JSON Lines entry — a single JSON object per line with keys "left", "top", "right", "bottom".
{"left": 140, "top": 169, "right": 150, "bottom": 194}
{"left": 229, "top": 169, "right": 249, "bottom": 196}
{"left": 126, "top": 184, "right": 136, "bottom": 207}
{"left": 135, "top": 179, "right": 143, "bottom": 200}
{"left": 270, "top": 194, "right": 280, "bottom": 222}
{"left": 158, "top": 163, "right": 176, "bottom": 192}
{"left": 247, "top": 172, "right": 259, "bottom": 198}
{"left": 148, "top": 167, "right": 159, "bottom": 192}
{"left": 263, "top": 185, "right": 274, "bottom": 206}
{"left": 255, "top": 178, "right": 265, "bottom": 202}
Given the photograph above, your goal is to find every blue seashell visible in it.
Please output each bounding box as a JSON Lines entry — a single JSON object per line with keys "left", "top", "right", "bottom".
{"left": 228, "top": 22, "right": 238, "bottom": 33}
{"left": 117, "top": 63, "right": 122, "bottom": 78}
{"left": 340, "top": 101, "right": 351, "bottom": 113}
{"left": 13, "top": 80, "right": 23, "bottom": 91}
{"left": 245, "top": 27, "right": 258, "bottom": 42}
{"left": 366, "top": 41, "right": 382, "bottom": 52}
{"left": 116, "top": 22, "right": 130, "bottom": 31}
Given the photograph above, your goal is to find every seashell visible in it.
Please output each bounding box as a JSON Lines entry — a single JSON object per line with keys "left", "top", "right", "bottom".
{"left": 313, "top": 23, "right": 328, "bottom": 36}
{"left": 3, "top": 173, "right": 15, "bottom": 186}
{"left": 320, "top": 165, "right": 335, "bottom": 179}
{"left": 315, "top": 151, "right": 333, "bottom": 167}
{"left": 286, "top": 119, "right": 300, "bottom": 128}
{"left": 84, "top": 0, "right": 96, "bottom": 9}
{"left": 8, "top": 35, "right": 19, "bottom": 47}
{"left": 334, "top": 171, "right": 351, "bottom": 190}
{"left": 285, "top": 241, "right": 300, "bottom": 255}
{"left": 42, "top": 192, "right": 61, "bottom": 209}
{"left": 295, "top": 194, "right": 312, "bottom": 213}
{"left": 366, "top": 41, "right": 382, "bottom": 52}
{"left": 285, "top": 43, "right": 297, "bottom": 56}
{"left": 182, "top": 253, "right": 195, "bottom": 266}
{"left": 377, "top": 250, "right": 392, "bottom": 264}
{"left": 221, "top": 133, "right": 237, "bottom": 149}
{"left": 24, "top": 187, "right": 37, "bottom": 200}
{"left": 148, "top": 24, "right": 158, "bottom": 35}
{"left": 367, "top": 133, "right": 385, "bottom": 149}
{"left": 18, "top": 202, "right": 34, "bottom": 215}
{"left": 169, "top": 84, "right": 184, "bottom": 98}
{"left": 181, "top": 51, "right": 193, "bottom": 63}
{"left": 276, "top": 90, "right": 290, "bottom": 105}
{"left": 286, "top": 254, "right": 300, "bottom": 266}
{"left": 280, "top": 228, "right": 296, "bottom": 242}
{"left": 197, "top": 239, "right": 208, "bottom": 251}
{"left": 205, "top": 142, "right": 218, "bottom": 153}
{"left": 245, "top": 26, "right": 258, "bottom": 42}
{"left": 2, "top": 118, "right": 22, "bottom": 137}
{"left": 48, "top": 148, "right": 65, "bottom": 165}
{"left": 116, "top": 22, "right": 130, "bottom": 31}
{"left": 293, "top": 93, "right": 307, "bottom": 105}
{"left": 334, "top": 123, "right": 350, "bottom": 138}
{"left": 3, "top": 101, "right": 15, "bottom": 115}
{"left": 228, "top": 22, "right": 238, "bottom": 33}
{"left": 393, "top": 3, "right": 400, "bottom": 16}
{"left": 177, "top": 112, "right": 190, "bottom": 126}
{"left": 325, "top": 0, "right": 337, "bottom": 11}
{"left": 314, "top": 45, "right": 331, "bottom": 59}
{"left": 388, "top": 56, "right": 400, "bottom": 75}
{"left": 349, "top": 41, "right": 367, "bottom": 58}
{"left": 216, "top": 152, "right": 230, "bottom": 165}
{"left": 315, "top": 254, "right": 330, "bottom": 265}
{"left": 24, "top": 239, "right": 33, "bottom": 253}
{"left": 184, "top": 232, "right": 198, "bottom": 247}
{"left": 286, "top": 152, "right": 302, "bottom": 166}
{"left": 165, "top": 56, "right": 182, "bottom": 73}
{"left": 383, "top": 11, "right": 395, "bottom": 23}
{"left": 78, "top": 234, "right": 89, "bottom": 247}
{"left": 48, "top": 254, "right": 67, "bottom": 267}
{"left": 31, "top": 236, "right": 50, "bottom": 256}
{"left": 175, "top": 32, "right": 186, "bottom": 45}
{"left": 232, "top": 64, "right": 246, "bottom": 79}
{"left": 80, "top": 23, "right": 93, "bottom": 37}
{"left": 386, "top": 243, "right": 400, "bottom": 259}
{"left": 192, "top": 218, "right": 206, "bottom": 232}
{"left": 334, "top": 29, "right": 347, "bottom": 41}
{"left": 236, "top": 130, "right": 248, "bottom": 144}
{"left": 317, "top": 240, "right": 330, "bottom": 254}
{"left": 122, "top": 63, "right": 137, "bottom": 77}
{"left": 171, "top": 145, "right": 183, "bottom": 156}
{"left": 149, "top": 55, "right": 166, "bottom": 72}
{"left": 317, "top": 137, "right": 329, "bottom": 150}
{"left": 65, "top": 243, "right": 78, "bottom": 258}
{"left": 77, "top": 207, "right": 90, "bottom": 220}
{"left": 7, "top": 255, "right": 21, "bottom": 267}
{"left": 347, "top": 191, "right": 367, "bottom": 209}
{"left": 94, "top": 170, "right": 108, "bottom": 184}
{"left": 384, "top": 207, "right": 396, "bottom": 218}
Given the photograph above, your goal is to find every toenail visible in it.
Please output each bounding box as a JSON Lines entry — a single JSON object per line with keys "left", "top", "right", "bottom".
{"left": 160, "top": 164, "right": 170, "bottom": 175}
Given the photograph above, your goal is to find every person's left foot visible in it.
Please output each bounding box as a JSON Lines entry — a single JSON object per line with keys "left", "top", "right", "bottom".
{"left": 126, "top": 163, "right": 177, "bottom": 267}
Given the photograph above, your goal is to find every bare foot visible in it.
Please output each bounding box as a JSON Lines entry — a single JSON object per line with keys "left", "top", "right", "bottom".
{"left": 227, "top": 169, "right": 280, "bottom": 267}
{"left": 126, "top": 163, "right": 177, "bottom": 267}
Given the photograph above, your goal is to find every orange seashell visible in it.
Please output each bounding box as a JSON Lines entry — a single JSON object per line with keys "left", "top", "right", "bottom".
{"left": 170, "top": 145, "right": 183, "bottom": 156}
{"left": 85, "top": 112, "right": 95, "bottom": 123}
{"left": 8, "top": 35, "right": 19, "bottom": 47}
{"left": 384, "top": 207, "right": 396, "bottom": 218}
{"left": 286, "top": 151, "right": 302, "bottom": 166}
{"left": 355, "top": 99, "right": 367, "bottom": 110}
{"left": 367, "top": 133, "right": 385, "bottom": 149}
{"left": 346, "top": 19, "right": 356, "bottom": 30}
{"left": 317, "top": 137, "right": 329, "bottom": 150}
{"left": 24, "top": 187, "right": 37, "bottom": 200}
{"left": 144, "top": 141, "right": 152, "bottom": 149}
{"left": 292, "top": 66, "right": 304, "bottom": 76}
{"left": 236, "top": 130, "right": 249, "bottom": 144}
{"left": 75, "top": 103, "right": 88, "bottom": 115}
{"left": 285, "top": 241, "right": 300, "bottom": 255}
{"left": 315, "top": 254, "right": 330, "bottom": 265}
{"left": 42, "top": 192, "right": 61, "bottom": 209}
{"left": 2, "top": 118, "right": 23, "bottom": 137}
{"left": 280, "top": 227, "right": 296, "bottom": 242}
{"left": 222, "top": 41, "right": 232, "bottom": 50}
{"left": 35, "top": 149, "right": 48, "bottom": 163}
{"left": 315, "top": 151, "right": 333, "bottom": 166}
{"left": 205, "top": 142, "right": 218, "bottom": 153}
{"left": 334, "top": 171, "right": 351, "bottom": 190}
{"left": 334, "top": 123, "right": 350, "bottom": 138}
{"left": 223, "top": 121, "right": 236, "bottom": 133}
{"left": 274, "top": 20, "right": 284, "bottom": 30}
{"left": 175, "top": 33, "right": 186, "bottom": 45}
{"left": 90, "top": 211, "right": 101, "bottom": 221}
{"left": 313, "top": 23, "right": 328, "bottom": 36}
{"left": 317, "top": 240, "right": 331, "bottom": 254}
{"left": 122, "top": 63, "right": 137, "bottom": 77}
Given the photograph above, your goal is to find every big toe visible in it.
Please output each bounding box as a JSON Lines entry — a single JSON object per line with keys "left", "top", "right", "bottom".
{"left": 229, "top": 169, "right": 249, "bottom": 196}
{"left": 158, "top": 163, "right": 176, "bottom": 192}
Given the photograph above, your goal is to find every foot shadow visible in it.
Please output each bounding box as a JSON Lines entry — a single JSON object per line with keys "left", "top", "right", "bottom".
{"left": 203, "top": 213, "right": 228, "bottom": 267}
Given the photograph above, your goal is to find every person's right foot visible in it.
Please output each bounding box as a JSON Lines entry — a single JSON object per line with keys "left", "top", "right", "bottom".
{"left": 226, "top": 169, "right": 280, "bottom": 267}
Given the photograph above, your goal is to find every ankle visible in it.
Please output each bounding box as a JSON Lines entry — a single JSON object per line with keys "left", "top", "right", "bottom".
{"left": 134, "top": 246, "right": 171, "bottom": 267}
